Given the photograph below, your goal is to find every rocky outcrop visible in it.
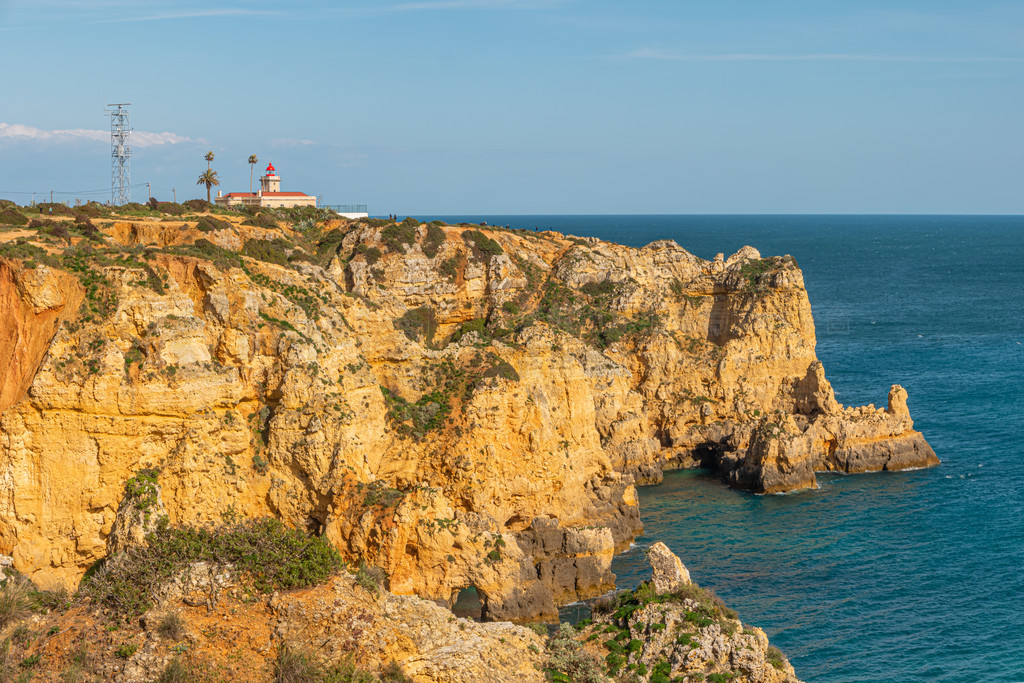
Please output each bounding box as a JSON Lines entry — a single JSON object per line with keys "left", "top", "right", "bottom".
{"left": 11, "top": 568, "right": 548, "bottom": 682}
{"left": 0, "top": 211, "right": 936, "bottom": 620}
{"left": 575, "top": 544, "right": 802, "bottom": 683}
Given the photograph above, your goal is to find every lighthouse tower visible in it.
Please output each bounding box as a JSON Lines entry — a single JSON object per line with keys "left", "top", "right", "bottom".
{"left": 259, "top": 162, "right": 281, "bottom": 193}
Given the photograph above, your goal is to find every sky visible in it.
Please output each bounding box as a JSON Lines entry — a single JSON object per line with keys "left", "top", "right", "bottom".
{"left": 0, "top": 0, "right": 1022, "bottom": 214}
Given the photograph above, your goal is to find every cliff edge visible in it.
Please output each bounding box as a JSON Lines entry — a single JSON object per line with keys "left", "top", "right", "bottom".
{"left": 0, "top": 206, "right": 937, "bottom": 623}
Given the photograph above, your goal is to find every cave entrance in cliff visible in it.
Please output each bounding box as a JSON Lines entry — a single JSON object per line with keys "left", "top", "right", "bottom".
{"left": 450, "top": 586, "right": 486, "bottom": 621}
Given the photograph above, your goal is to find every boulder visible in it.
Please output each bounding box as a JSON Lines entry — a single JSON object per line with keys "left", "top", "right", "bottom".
{"left": 647, "top": 541, "right": 691, "bottom": 593}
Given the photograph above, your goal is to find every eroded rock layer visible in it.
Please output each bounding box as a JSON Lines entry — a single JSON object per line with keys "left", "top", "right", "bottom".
{"left": 0, "top": 212, "right": 936, "bottom": 620}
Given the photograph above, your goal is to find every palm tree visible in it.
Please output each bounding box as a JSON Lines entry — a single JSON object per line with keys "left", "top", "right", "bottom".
{"left": 205, "top": 151, "right": 215, "bottom": 170}
{"left": 248, "top": 154, "right": 259, "bottom": 194}
{"left": 197, "top": 169, "right": 220, "bottom": 204}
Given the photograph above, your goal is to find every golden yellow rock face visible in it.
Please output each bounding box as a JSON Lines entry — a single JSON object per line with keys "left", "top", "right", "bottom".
{"left": 0, "top": 214, "right": 936, "bottom": 620}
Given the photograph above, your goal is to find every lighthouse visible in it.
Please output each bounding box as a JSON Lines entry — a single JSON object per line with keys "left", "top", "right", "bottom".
{"left": 216, "top": 160, "right": 317, "bottom": 208}
{"left": 259, "top": 162, "right": 281, "bottom": 193}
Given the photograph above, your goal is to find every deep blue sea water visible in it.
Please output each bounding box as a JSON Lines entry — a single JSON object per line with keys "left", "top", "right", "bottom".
{"left": 424, "top": 215, "right": 1024, "bottom": 682}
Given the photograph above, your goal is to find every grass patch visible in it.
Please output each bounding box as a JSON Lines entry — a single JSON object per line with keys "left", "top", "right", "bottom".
{"left": 0, "top": 580, "right": 31, "bottom": 629}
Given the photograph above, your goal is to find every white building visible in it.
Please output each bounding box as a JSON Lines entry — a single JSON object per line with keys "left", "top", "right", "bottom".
{"left": 215, "top": 162, "right": 317, "bottom": 209}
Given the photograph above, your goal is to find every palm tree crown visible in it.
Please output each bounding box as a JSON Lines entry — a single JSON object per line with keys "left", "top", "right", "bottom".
{"left": 248, "top": 154, "right": 259, "bottom": 194}
{"left": 196, "top": 169, "right": 220, "bottom": 204}
{"left": 205, "top": 151, "right": 215, "bottom": 170}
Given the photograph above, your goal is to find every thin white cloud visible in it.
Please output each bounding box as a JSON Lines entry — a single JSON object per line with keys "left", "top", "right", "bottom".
{"left": 0, "top": 123, "right": 196, "bottom": 147}
{"left": 618, "top": 49, "right": 1024, "bottom": 63}
{"left": 87, "top": 8, "right": 276, "bottom": 24}
{"left": 384, "top": 0, "right": 566, "bottom": 11}
{"left": 270, "top": 138, "right": 317, "bottom": 147}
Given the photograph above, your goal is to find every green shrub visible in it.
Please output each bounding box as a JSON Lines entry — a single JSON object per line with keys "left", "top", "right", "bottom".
{"left": 381, "top": 386, "right": 450, "bottom": 439}
{"left": 0, "top": 206, "right": 28, "bottom": 226}
{"left": 354, "top": 562, "right": 384, "bottom": 596}
{"left": 182, "top": 199, "right": 213, "bottom": 212}
{"left": 379, "top": 660, "right": 412, "bottom": 683}
{"left": 78, "top": 202, "right": 110, "bottom": 218}
{"left": 244, "top": 238, "right": 291, "bottom": 266}
{"left": 154, "top": 657, "right": 192, "bottom": 683}
{"left": 155, "top": 202, "right": 186, "bottom": 216}
{"left": 114, "top": 642, "right": 138, "bottom": 659}
{"left": 273, "top": 644, "right": 379, "bottom": 683}
{"left": 437, "top": 256, "right": 459, "bottom": 281}
{"left": 315, "top": 229, "right": 348, "bottom": 264}
{"left": 381, "top": 223, "right": 417, "bottom": 252}
{"left": 242, "top": 211, "right": 280, "bottom": 230}
{"left": 36, "top": 202, "right": 75, "bottom": 217}
{"left": 81, "top": 517, "right": 342, "bottom": 619}
{"left": 422, "top": 224, "right": 446, "bottom": 258}
{"left": 462, "top": 230, "right": 503, "bottom": 258}
{"left": 766, "top": 645, "right": 786, "bottom": 670}
{"left": 0, "top": 240, "right": 56, "bottom": 266}
{"left": 353, "top": 243, "right": 382, "bottom": 265}
{"left": 167, "top": 238, "right": 243, "bottom": 271}
{"left": 650, "top": 659, "right": 672, "bottom": 683}
{"left": 195, "top": 216, "right": 232, "bottom": 233}
{"left": 28, "top": 587, "right": 71, "bottom": 614}
{"left": 544, "top": 623, "right": 605, "bottom": 683}
{"left": 157, "top": 611, "right": 185, "bottom": 640}
{"left": 449, "top": 317, "right": 486, "bottom": 344}
{"left": 0, "top": 579, "right": 31, "bottom": 629}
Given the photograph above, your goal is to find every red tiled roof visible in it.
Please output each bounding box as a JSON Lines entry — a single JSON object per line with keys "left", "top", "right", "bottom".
{"left": 220, "top": 192, "right": 313, "bottom": 198}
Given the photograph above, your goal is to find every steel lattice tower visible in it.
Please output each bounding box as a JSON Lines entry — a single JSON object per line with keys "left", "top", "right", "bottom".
{"left": 107, "top": 103, "right": 132, "bottom": 205}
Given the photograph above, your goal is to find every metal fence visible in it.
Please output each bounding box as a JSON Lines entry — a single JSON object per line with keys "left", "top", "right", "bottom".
{"left": 324, "top": 204, "right": 368, "bottom": 213}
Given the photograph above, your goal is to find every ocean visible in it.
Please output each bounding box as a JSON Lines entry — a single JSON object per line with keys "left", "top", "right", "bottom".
{"left": 425, "top": 214, "right": 1024, "bottom": 682}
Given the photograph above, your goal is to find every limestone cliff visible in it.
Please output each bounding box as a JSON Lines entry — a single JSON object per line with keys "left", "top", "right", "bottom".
{"left": 0, "top": 208, "right": 936, "bottom": 622}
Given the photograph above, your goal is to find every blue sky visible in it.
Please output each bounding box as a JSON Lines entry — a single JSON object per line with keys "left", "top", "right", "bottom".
{"left": 1, "top": 0, "right": 1022, "bottom": 214}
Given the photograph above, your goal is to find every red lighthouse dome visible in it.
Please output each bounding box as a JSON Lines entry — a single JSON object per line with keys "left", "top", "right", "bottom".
{"left": 265, "top": 162, "right": 276, "bottom": 174}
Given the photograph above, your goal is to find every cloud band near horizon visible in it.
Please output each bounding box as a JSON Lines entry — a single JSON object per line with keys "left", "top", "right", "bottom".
{"left": 620, "top": 48, "right": 1023, "bottom": 63}
{"left": 0, "top": 123, "right": 197, "bottom": 147}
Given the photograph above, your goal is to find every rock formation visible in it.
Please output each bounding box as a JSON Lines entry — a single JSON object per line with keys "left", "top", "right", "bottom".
{"left": 0, "top": 208, "right": 937, "bottom": 622}
{"left": 570, "top": 544, "right": 802, "bottom": 682}
{"left": 647, "top": 541, "right": 691, "bottom": 593}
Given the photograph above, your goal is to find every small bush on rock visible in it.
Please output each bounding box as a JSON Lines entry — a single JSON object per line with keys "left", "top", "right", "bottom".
{"left": 0, "top": 579, "right": 31, "bottom": 629}
{"left": 157, "top": 611, "right": 185, "bottom": 640}
{"left": 544, "top": 623, "right": 605, "bottom": 683}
